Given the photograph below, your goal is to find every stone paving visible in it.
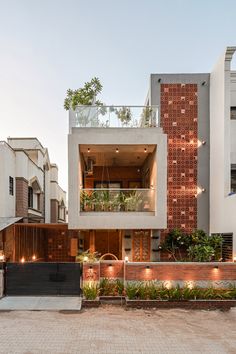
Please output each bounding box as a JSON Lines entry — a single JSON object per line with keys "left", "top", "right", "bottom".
{"left": 0, "top": 305, "right": 236, "bottom": 353}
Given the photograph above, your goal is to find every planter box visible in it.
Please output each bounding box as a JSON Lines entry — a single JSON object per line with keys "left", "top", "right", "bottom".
{"left": 125, "top": 298, "right": 236, "bottom": 310}
{"left": 82, "top": 298, "right": 100, "bottom": 308}
{"left": 100, "top": 296, "right": 125, "bottom": 301}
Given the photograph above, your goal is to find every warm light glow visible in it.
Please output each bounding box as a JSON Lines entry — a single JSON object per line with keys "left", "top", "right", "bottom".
{"left": 0, "top": 254, "right": 5, "bottom": 262}
{"left": 87, "top": 148, "right": 90, "bottom": 153}
{"left": 233, "top": 256, "right": 236, "bottom": 262}
{"left": 144, "top": 148, "right": 147, "bottom": 153}
{"left": 198, "top": 140, "right": 206, "bottom": 147}
{"left": 83, "top": 256, "right": 88, "bottom": 262}
{"left": 116, "top": 148, "right": 119, "bottom": 153}
{"left": 164, "top": 281, "right": 172, "bottom": 289}
{"left": 20, "top": 257, "right": 25, "bottom": 263}
{"left": 186, "top": 281, "right": 195, "bottom": 289}
{"left": 197, "top": 186, "right": 206, "bottom": 195}
{"left": 32, "top": 255, "right": 36, "bottom": 261}
{"left": 124, "top": 256, "right": 129, "bottom": 262}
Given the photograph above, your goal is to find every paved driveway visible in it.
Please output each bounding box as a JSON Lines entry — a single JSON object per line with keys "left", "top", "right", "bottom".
{"left": 0, "top": 305, "right": 236, "bottom": 353}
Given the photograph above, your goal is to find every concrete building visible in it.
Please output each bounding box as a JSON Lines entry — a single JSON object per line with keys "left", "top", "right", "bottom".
{"left": 0, "top": 137, "right": 66, "bottom": 223}
{"left": 68, "top": 46, "right": 236, "bottom": 262}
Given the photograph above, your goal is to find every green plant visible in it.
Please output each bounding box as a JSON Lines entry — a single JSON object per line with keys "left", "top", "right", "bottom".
{"left": 115, "top": 107, "right": 132, "bottom": 125}
{"left": 188, "top": 244, "right": 215, "bottom": 262}
{"left": 83, "top": 282, "right": 99, "bottom": 300}
{"left": 125, "top": 283, "right": 139, "bottom": 300}
{"left": 99, "top": 278, "right": 124, "bottom": 296}
{"left": 64, "top": 77, "right": 104, "bottom": 110}
{"left": 76, "top": 250, "right": 100, "bottom": 263}
{"left": 141, "top": 107, "right": 153, "bottom": 127}
{"left": 125, "top": 191, "right": 142, "bottom": 211}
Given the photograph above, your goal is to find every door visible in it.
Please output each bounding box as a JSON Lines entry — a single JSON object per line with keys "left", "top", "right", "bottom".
{"left": 132, "top": 230, "right": 151, "bottom": 261}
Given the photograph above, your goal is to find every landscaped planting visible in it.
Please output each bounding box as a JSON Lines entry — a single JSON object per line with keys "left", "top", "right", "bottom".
{"left": 99, "top": 278, "right": 124, "bottom": 296}
{"left": 83, "top": 283, "right": 99, "bottom": 300}
{"left": 125, "top": 282, "right": 236, "bottom": 300}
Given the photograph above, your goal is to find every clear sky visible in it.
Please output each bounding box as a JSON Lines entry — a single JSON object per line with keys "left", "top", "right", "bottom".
{"left": 0, "top": 0, "right": 236, "bottom": 192}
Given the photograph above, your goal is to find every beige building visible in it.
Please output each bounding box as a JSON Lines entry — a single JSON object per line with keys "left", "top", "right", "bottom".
{"left": 0, "top": 137, "right": 66, "bottom": 223}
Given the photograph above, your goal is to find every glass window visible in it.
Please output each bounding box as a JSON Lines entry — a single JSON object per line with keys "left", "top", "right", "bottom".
{"left": 9, "top": 176, "right": 14, "bottom": 196}
{"left": 231, "top": 167, "right": 236, "bottom": 193}
{"left": 28, "top": 187, "right": 33, "bottom": 208}
{"left": 231, "top": 107, "right": 236, "bottom": 120}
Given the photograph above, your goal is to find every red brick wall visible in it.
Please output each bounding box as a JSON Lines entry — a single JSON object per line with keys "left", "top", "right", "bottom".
{"left": 82, "top": 261, "right": 236, "bottom": 283}
{"left": 126, "top": 263, "right": 236, "bottom": 281}
{"left": 47, "top": 228, "right": 79, "bottom": 262}
{"left": 15, "top": 177, "right": 28, "bottom": 219}
{"left": 160, "top": 83, "right": 198, "bottom": 235}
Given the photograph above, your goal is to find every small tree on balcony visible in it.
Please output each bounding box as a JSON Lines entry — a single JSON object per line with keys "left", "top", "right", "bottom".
{"left": 64, "top": 77, "right": 104, "bottom": 110}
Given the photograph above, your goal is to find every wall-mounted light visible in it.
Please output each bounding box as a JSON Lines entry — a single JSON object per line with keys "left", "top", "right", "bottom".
{"left": 146, "top": 265, "right": 150, "bottom": 269}
{"left": 197, "top": 140, "right": 206, "bottom": 147}
{"left": 201, "top": 81, "right": 206, "bottom": 86}
{"left": 150, "top": 185, "right": 154, "bottom": 189}
{"left": 233, "top": 256, "right": 236, "bottom": 262}
{"left": 108, "top": 263, "right": 112, "bottom": 267}
{"left": 89, "top": 265, "right": 93, "bottom": 269}
{"left": 214, "top": 265, "right": 219, "bottom": 269}
{"left": 144, "top": 148, "right": 147, "bottom": 153}
{"left": 32, "top": 254, "right": 36, "bottom": 261}
{"left": 83, "top": 256, "right": 88, "bottom": 262}
{"left": 116, "top": 148, "right": 119, "bottom": 153}
{"left": 197, "top": 186, "right": 206, "bottom": 195}
{"left": 158, "top": 78, "right": 161, "bottom": 83}
{"left": 0, "top": 251, "right": 5, "bottom": 262}
{"left": 124, "top": 256, "right": 129, "bottom": 262}
{"left": 20, "top": 257, "right": 25, "bottom": 263}
{"left": 87, "top": 148, "right": 90, "bottom": 153}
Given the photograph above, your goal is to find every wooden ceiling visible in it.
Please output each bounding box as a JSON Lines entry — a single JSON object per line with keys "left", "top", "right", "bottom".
{"left": 79, "top": 144, "right": 156, "bottom": 166}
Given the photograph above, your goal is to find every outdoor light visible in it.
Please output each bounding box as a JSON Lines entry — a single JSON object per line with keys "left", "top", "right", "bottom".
{"left": 197, "top": 140, "right": 206, "bottom": 147}
{"left": 146, "top": 265, "right": 150, "bottom": 269}
{"left": 87, "top": 148, "right": 90, "bottom": 153}
{"left": 144, "top": 148, "right": 147, "bottom": 153}
{"left": 89, "top": 265, "right": 93, "bottom": 269}
{"left": 20, "top": 257, "right": 25, "bottom": 263}
{"left": 233, "top": 256, "right": 236, "bottom": 262}
{"left": 108, "top": 263, "right": 112, "bottom": 267}
{"left": 116, "top": 147, "right": 119, "bottom": 153}
{"left": 197, "top": 186, "right": 206, "bottom": 195}
{"left": 32, "top": 254, "right": 36, "bottom": 261}
{"left": 0, "top": 251, "right": 5, "bottom": 262}
{"left": 83, "top": 256, "right": 88, "bottom": 262}
{"left": 214, "top": 265, "right": 219, "bottom": 269}
{"left": 124, "top": 256, "right": 129, "bottom": 262}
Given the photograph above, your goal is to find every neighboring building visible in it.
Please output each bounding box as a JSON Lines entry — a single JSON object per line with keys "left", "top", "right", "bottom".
{"left": 0, "top": 137, "right": 66, "bottom": 223}
{"left": 67, "top": 47, "right": 235, "bottom": 262}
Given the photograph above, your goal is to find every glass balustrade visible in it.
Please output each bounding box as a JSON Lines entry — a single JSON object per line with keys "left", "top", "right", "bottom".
{"left": 80, "top": 189, "right": 155, "bottom": 212}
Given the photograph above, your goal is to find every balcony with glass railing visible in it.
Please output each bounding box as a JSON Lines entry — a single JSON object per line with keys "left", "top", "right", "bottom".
{"left": 80, "top": 189, "right": 155, "bottom": 213}
{"left": 70, "top": 105, "right": 158, "bottom": 129}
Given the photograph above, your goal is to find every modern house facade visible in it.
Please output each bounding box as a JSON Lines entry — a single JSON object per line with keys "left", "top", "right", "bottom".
{"left": 68, "top": 46, "right": 236, "bottom": 262}
{"left": 0, "top": 137, "right": 66, "bottom": 224}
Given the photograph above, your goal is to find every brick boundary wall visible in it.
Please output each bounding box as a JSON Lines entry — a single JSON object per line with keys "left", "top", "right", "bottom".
{"left": 82, "top": 261, "right": 236, "bottom": 287}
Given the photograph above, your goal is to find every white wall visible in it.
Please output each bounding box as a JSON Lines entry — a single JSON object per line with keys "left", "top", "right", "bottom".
{"left": 68, "top": 127, "right": 167, "bottom": 229}
{"left": 210, "top": 47, "right": 236, "bottom": 256}
{"left": 0, "top": 142, "right": 16, "bottom": 217}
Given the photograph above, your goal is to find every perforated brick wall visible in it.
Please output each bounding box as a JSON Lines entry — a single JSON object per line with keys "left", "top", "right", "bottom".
{"left": 160, "top": 83, "right": 198, "bottom": 237}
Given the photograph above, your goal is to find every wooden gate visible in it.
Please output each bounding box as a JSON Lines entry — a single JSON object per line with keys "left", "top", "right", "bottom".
{"left": 132, "top": 230, "right": 151, "bottom": 262}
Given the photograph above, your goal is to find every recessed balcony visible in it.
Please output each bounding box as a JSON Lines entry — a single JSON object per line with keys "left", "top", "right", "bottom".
{"left": 69, "top": 105, "right": 158, "bottom": 130}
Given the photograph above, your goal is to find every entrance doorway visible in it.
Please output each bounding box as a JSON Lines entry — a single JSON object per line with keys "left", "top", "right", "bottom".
{"left": 132, "top": 230, "right": 151, "bottom": 261}
{"left": 84, "top": 230, "right": 122, "bottom": 259}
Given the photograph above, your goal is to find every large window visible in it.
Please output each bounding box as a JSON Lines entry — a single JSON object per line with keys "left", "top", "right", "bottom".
{"left": 28, "top": 186, "right": 33, "bottom": 208}
{"left": 9, "top": 176, "right": 14, "bottom": 196}
{"left": 231, "top": 107, "right": 236, "bottom": 120}
{"left": 231, "top": 165, "right": 236, "bottom": 193}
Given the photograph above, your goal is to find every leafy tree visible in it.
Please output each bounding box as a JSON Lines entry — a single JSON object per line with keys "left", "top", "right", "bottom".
{"left": 64, "top": 77, "right": 104, "bottom": 110}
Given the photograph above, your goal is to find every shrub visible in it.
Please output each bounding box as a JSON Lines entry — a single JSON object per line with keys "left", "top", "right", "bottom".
{"left": 83, "top": 283, "right": 99, "bottom": 300}
{"left": 99, "top": 278, "right": 124, "bottom": 296}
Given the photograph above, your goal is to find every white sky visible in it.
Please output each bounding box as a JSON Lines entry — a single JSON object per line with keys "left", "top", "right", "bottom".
{"left": 0, "top": 0, "right": 236, "bottom": 192}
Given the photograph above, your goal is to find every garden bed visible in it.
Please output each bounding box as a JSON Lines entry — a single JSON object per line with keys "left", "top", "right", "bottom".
{"left": 82, "top": 298, "right": 100, "bottom": 308}
{"left": 125, "top": 298, "right": 236, "bottom": 310}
